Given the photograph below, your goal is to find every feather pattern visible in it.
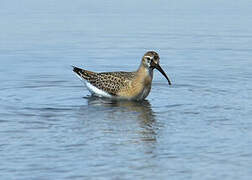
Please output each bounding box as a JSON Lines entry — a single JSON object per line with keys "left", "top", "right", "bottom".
{"left": 73, "top": 66, "right": 136, "bottom": 96}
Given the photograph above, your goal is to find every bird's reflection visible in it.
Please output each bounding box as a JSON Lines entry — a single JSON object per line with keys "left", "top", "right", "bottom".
{"left": 84, "top": 96, "right": 157, "bottom": 142}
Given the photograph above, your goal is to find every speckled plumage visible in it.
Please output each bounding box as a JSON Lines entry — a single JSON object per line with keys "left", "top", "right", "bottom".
{"left": 73, "top": 68, "right": 136, "bottom": 96}
{"left": 73, "top": 51, "right": 171, "bottom": 100}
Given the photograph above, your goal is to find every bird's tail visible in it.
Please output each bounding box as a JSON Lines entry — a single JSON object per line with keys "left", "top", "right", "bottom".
{"left": 72, "top": 66, "right": 96, "bottom": 81}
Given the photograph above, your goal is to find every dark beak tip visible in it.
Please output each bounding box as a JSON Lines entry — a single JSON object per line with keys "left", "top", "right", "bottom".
{"left": 154, "top": 64, "right": 172, "bottom": 86}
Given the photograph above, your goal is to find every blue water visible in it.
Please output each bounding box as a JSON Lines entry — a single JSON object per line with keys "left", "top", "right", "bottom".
{"left": 1, "top": 0, "right": 252, "bottom": 179}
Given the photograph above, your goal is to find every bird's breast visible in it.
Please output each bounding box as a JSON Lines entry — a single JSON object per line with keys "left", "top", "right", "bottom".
{"left": 117, "top": 75, "right": 153, "bottom": 100}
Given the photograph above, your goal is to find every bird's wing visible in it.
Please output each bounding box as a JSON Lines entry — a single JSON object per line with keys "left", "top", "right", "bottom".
{"left": 73, "top": 66, "right": 135, "bottom": 96}
{"left": 91, "top": 72, "right": 136, "bottom": 96}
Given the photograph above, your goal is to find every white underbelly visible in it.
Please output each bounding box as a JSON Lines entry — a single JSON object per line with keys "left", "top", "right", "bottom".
{"left": 74, "top": 73, "right": 112, "bottom": 98}
{"left": 85, "top": 81, "right": 112, "bottom": 98}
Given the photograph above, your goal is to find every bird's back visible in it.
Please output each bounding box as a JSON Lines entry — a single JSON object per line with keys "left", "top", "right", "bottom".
{"left": 73, "top": 66, "right": 136, "bottom": 96}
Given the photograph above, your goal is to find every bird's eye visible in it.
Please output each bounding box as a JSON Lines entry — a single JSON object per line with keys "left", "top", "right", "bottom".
{"left": 146, "top": 57, "right": 152, "bottom": 63}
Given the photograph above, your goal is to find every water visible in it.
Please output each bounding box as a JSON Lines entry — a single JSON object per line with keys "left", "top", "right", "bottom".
{"left": 1, "top": 0, "right": 252, "bottom": 179}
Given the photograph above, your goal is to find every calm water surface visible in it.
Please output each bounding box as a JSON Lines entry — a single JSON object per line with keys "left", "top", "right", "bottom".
{"left": 1, "top": 0, "right": 252, "bottom": 179}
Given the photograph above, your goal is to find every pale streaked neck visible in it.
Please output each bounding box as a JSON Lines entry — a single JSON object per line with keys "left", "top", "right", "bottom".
{"left": 136, "top": 64, "right": 153, "bottom": 77}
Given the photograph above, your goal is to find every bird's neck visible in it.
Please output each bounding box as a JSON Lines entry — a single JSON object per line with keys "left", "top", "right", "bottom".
{"left": 136, "top": 64, "right": 153, "bottom": 85}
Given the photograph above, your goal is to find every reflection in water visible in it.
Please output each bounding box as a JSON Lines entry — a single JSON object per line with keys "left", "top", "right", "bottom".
{"left": 84, "top": 96, "right": 157, "bottom": 142}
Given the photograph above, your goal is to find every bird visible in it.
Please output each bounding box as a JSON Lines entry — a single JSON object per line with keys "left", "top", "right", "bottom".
{"left": 72, "top": 51, "right": 171, "bottom": 101}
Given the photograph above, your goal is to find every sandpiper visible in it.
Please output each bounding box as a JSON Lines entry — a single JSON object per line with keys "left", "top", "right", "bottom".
{"left": 73, "top": 51, "right": 171, "bottom": 101}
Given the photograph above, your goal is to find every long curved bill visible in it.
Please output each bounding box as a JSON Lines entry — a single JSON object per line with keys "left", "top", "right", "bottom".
{"left": 154, "top": 64, "right": 172, "bottom": 85}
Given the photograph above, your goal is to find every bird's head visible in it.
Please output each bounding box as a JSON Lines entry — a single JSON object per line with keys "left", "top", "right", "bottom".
{"left": 142, "top": 51, "right": 171, "bottom": 85}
